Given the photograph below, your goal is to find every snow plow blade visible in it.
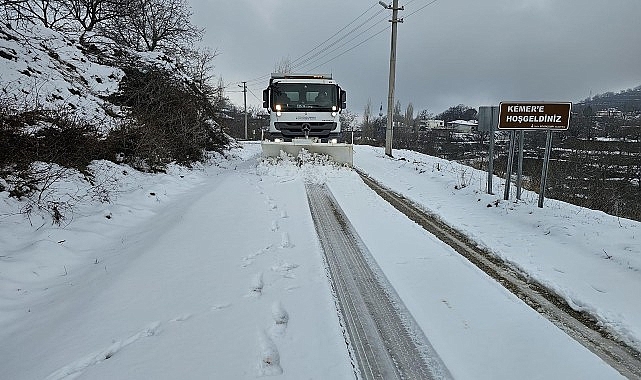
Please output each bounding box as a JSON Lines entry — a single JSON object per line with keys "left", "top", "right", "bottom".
{"left": 261, "top": 140, "right": 353, "bottom": 166}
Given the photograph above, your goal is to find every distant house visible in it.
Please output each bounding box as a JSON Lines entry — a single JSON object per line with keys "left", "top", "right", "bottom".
{"left": 596, "top": 108, "right": 624, "bottom": 119}
{"left": 418, "top": 119, "right": 445, "bottom": 130}
{"left": 447, "top": 119, "right": 478, "bottom": 133}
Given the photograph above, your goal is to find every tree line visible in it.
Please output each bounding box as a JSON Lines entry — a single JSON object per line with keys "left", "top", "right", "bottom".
{"left": 353, "top": 100, "right": 477, "bottom": 144}
{"left": 2, "top": 0, "right": 201, "bottom": 51}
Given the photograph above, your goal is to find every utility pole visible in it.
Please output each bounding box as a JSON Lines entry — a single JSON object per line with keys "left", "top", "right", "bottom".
{"left": 380, "top": 0, "right": 403, "bottom": 157}
{"left": 242, "top": 81, "right": 248, "bottom": 140}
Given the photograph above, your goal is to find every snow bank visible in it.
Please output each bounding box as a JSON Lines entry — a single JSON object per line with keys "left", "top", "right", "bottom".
{"left": 353, "top": 145, "right": 641, "bottom": 350}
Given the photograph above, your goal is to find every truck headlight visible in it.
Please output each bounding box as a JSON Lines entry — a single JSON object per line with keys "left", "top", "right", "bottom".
{"left": 330, "top": 138, "right": 338, "bottom": 144}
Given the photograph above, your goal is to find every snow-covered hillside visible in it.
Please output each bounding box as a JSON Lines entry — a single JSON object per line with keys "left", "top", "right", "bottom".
{"left": 1, "top": 143, "right": 638, "bottom": 379}
{"left": 1, "top": 24, "right": 121, "bottom": 126}
{"left": 0, "top": 23, "right": 191, "bottom": 130}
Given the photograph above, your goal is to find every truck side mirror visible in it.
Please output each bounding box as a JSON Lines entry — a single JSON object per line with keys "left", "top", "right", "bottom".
{"left": 262, "top": 89, "right": 269, "bottom": 108}
{"left": 340, "top": 89, "right": 347, "bottom": 109}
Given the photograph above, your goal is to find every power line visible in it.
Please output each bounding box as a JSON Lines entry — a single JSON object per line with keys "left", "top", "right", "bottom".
{"left": 290, "top": 3, "right": 381, "bottom": 66}
{"left": 401, "top": 0, "right": 420, "bottom": 8}
{"left": 236, "top": 0, "right": 440, "bottom": 91}
{"left": 305, "top": 25, "right": 389, "bottom": 72}
{"left": 303, "top": 0, "right": 440, "bottom": 71}
{"left": 291, "top": 7, "right": 387, "bottom": 70}
{"left": 292, "top": 0, "right": 433, "bottom": 74}
{"left": 233, "top": 2, "right": 387, "bottom": 87}
{"left": 404, "top": 0, "right": 439, "bottom": 19}
{"left": 247, "top": 87, "right": 262, "bottom": 103}
{"left": 293, "top": 11, "right": 390, "bottom": 72}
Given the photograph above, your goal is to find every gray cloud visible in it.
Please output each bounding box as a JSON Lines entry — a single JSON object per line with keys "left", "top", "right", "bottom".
{"left": 190, "top": 0, "right": 641, "bottom": 116}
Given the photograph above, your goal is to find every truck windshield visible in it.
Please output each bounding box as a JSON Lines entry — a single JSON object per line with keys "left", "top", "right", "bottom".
{"left": 271, "top": 83, "right": 337, "bottom": 111}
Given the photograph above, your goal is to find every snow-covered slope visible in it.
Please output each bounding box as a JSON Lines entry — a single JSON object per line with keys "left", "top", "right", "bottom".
{"left": 0, "top": 23, "right": 188, "bottom": 130}
{"left": 1, "top": 24, "right": 123, "bottom": 126}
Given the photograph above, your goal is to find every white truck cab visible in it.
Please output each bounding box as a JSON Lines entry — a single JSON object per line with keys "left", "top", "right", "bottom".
{"left": 263, "top": 73, "right": 347, "bottom": 143}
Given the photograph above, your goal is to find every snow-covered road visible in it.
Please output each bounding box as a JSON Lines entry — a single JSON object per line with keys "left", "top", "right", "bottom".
{"left": 1, "top": 152, "right": 353, "bottom": 379}
{"left": 327, "top": 169, "right": 622, "bottom": 379}
{"left": 306, "top": 183, "right": 449, "bottom": 379}
{"left": 1, "top": 142, "right": 637, "bottom": 379}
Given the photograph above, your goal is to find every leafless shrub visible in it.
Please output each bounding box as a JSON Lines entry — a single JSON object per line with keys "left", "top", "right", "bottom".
{"left": 105, "top": 64, "right": 228, "bottom": 171}
{"left": 454, "top": 166, "right": 473, "bottom": 190}
{"left": 6, "top": 162, "right": 74, "bottom": 225}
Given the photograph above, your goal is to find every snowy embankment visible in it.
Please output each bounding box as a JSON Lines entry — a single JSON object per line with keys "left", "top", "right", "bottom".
{"left": 351, "top": 145, "right": 641, "bottom": 352}
{"left": 1, "top": 25, "right": 122, "bottom": 125}
{"left": 1, "top": 23, "right": 185, "bottom": 129}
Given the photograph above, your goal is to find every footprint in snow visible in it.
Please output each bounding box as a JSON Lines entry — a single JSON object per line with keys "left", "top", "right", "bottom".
{"left": 211, "top": 303, "right": 232, "bottom": 311}
{"left": 45, "top": 321, "right": 161, "bottom": 380}
{"left": 169, "top": 313, "right": 192, "bottom": 322}
{"left": 280, "top": 232, "right": 293, "bottom": 248}
{"left": 268, "top": 202, "right": 277, "bottom": 210}
{"left": 270, "top": 301, "right": 289, "bottom": 337}
{"left": 271, "top": 261, "right": 299, "bottom": 279}
{"left": 271, "top": 219, "right": 279, "bottom": 232}
{"left": 257, "top": 329, "right": 282, "bottom": 376}
{"left": 249, "top": 272, "right": 264, "bottom": 297}
{"left": 241, "top": 245, "right": 273, "bottom": 268}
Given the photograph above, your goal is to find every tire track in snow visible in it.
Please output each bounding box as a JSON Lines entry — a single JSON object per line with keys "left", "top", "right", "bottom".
{"left": 306, "top": 183, "right": 451, "bottom": 380}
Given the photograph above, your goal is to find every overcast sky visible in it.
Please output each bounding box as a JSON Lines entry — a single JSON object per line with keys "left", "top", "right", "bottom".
{"left": 189, "top": 0, "right": 641, "bottom": 117}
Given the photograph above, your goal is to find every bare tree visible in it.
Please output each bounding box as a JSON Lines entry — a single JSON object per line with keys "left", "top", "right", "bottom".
{"left": 4, "top": 0, "right": 71, "bottom": 29}
{"left": 404, "top": 102, "right": 414, "bottom": 130}
{"left": 181, "top": 46, "right": 219, "bottom": 92}
{"left": 360, "top": 99, "right": 372, "bottom": 140}
{"left": 60, "top": 0, "right": 123, "bottom": 38}
{"left": 363, "top": 99, "right": 371, "bottom": 125}
{"left": 102, "top": 0, "right": 202, "bottom": 52}
{"left": 394, "top": 100, "right": 402, "bottom": 124}
{"left": 274, "top": 56, "right": 293, "bottom": 74}
{"left": 211, "top": 76, "right": 226, "bottom": 112}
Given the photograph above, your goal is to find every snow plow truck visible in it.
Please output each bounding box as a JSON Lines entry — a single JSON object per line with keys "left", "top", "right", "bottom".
{"left": 261, "top": 73, "right": 353, "bottom": 166}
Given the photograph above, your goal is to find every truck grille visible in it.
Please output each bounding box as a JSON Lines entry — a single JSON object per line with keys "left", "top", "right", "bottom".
{"left": 274, "top": 122, "right": 337, "bottom": 138}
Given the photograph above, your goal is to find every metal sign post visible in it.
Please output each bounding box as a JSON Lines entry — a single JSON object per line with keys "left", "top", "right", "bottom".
{"left": 497, "top": 102, "right": 571, "bottom": 206}
{"left": 488, "top": 129, "right": 495, "bottom": 194}
{"left": 503, "top": 131, "right": 516, "bottom": 201}
{"left": 516, "top": 131, "right": 524, "bottom": 200}
{"left": 478, "top": 106, "right": 499, "bottom": 194}
{"left": 538, "top": 130, "right": 553, "bottom": 208}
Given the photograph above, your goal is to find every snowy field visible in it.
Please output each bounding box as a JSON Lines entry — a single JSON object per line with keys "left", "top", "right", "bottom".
{"left": 0, "top": 142, "right": 638, "bottom": 379}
